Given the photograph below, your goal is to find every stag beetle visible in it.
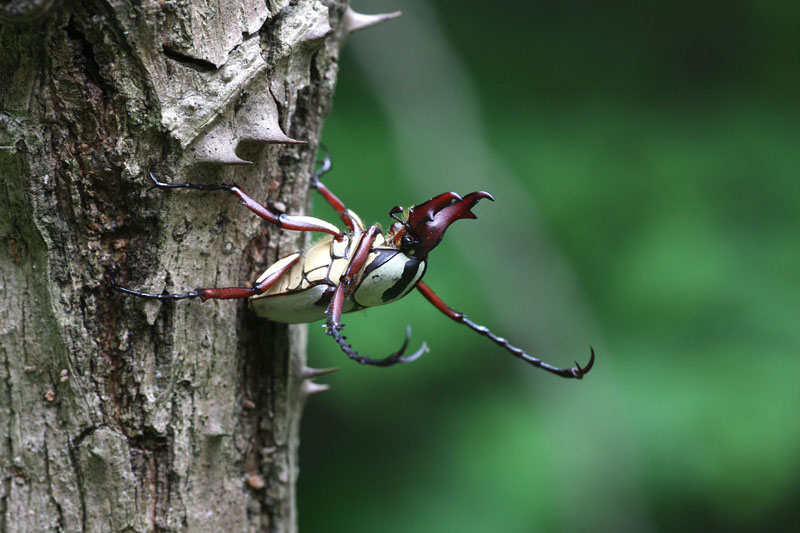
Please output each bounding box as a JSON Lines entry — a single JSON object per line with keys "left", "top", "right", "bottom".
{"left": 113, "top": 148, "right": 594, "bottom": 378}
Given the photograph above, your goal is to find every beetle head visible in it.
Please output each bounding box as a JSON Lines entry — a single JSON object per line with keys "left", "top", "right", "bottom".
{"left": 389, "top": 191, "right": 494, "bottom": 258}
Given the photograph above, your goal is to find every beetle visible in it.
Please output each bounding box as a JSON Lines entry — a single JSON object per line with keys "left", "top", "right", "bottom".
{"left": 112, "top": 149, "right": 594, "bottom": 378}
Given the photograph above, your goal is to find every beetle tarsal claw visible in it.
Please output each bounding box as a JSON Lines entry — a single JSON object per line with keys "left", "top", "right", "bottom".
{"left": 383, "top": 326, "right": 427, "bottom": 365}
{"left": 580, "top": 347, "right": 596, "bottom": 375}
{"left": 399, "top": 341, "right": 428, "bottom": 364}
{"left": 568, "top": 347, "right": 596, "bottom": 379}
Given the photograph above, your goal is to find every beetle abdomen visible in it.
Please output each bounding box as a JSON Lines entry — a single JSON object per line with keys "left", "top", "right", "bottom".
{"left": 353, "top": 249, "right": 426, "bottom": 308}
{"left": 250, "top": 234, "right": 358, "bottom": 323}
{"left": 250, "top": 285, "right": 332, "bottom": 323}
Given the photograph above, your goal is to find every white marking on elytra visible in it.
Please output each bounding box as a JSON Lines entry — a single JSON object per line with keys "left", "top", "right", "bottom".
{"left": 353, "top": 252, "right": 424, "bottom": 307}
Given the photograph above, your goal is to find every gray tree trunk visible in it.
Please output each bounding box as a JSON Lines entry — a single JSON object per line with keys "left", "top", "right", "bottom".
{"left": 0, "top": 1, "right": 381, "bottom": 530}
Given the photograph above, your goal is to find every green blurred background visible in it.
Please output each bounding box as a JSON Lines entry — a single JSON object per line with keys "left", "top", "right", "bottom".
{"left": 298, "top": 1, "right": 800, "bottom": 531}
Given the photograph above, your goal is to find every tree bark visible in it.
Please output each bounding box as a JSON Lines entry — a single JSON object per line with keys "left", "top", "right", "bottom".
{"left": 0, "top": 1, "right": 356, "bottom": 530}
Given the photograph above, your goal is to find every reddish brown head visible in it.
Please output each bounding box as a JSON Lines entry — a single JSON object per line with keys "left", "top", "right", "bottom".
{"left": 390, "top": 191, "right": 494, "bottom": 258}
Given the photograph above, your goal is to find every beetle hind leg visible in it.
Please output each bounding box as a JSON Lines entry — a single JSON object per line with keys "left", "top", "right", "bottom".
{"left": 111, "top": 277, "right": 200, "bottom": 300}
{"left": 111, "top": 252, "right": 301, "bottom": 303}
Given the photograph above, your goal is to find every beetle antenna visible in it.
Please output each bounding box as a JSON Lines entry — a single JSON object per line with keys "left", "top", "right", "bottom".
{"left": 389, "top": 205, "right": 416, "bottom": 237}
{"left": 389, "top": 205, "right": 404, "bottom": 225}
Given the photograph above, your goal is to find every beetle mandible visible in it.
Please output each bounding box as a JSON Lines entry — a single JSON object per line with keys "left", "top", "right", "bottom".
{"left": 113, "top": 148, "right": 594, "bottom": 378}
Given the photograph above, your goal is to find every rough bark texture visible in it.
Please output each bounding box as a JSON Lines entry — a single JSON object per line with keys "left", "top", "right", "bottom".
{"left": 0, "top": 1, "right": 352, "bottom": 530}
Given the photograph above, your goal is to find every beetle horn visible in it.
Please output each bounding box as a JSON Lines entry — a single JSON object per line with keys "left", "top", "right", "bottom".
{"left": 407, "top": 191, "right": 494, "bottom": 256}
{"left": 434, "top": 191, "right": 494, "bottom": 222}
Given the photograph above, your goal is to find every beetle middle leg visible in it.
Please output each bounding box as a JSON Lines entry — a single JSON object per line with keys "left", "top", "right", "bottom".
{"left": 324, "top": 225, "right": 427, "bottom": 366}
{"left": 416, "top": 281, "right": 594, "bottom": 379}
{"left": 310, "top": 146, "right": 364, "bottom": 231}
{"left": 112, "top": 252, "right": 301, "bottom": 302}
{"left": 148, "top": 170, "right": 343, "bottom": 238}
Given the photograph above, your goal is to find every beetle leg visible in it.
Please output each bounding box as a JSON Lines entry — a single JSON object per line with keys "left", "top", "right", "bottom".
{"left": 325, "top": 284, "right": 427, "bottom": 366}
{"left": 416, "top": 281, "right": 594, "bottom": 379}
{"left": 111, "top": 252, "right": 300, "bottom": 302}
{"left": 324, "top": 225, "right": 427, "bottom": 366}
{"left": 148, "top": 170, "right": 342, "bottom": 238}
{"left": 310, "top": 146, "right": 365, "bottom": 231}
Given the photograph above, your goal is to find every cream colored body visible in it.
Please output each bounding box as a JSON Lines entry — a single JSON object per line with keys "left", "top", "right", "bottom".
{"left": 250, "top": 228, "right": 426, "bottom": 323}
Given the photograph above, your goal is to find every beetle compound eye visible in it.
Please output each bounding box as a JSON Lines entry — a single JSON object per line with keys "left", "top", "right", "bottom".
{"left": 400, "top": 233, "right": 419, "bottom": 254}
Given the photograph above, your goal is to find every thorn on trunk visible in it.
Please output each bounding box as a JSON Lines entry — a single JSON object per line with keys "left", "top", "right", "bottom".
{"left": 298, "top": 366, "right": 338, "bottom": 379}
{"left": 300, "top": 380, "right": 330, "bottom": 398}
{"left": 344, "top": 7, "right": 402, "bottom": 35}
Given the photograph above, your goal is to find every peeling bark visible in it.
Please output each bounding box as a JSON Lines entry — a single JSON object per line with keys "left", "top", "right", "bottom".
{"left": 0, "top": 1, "right": 356, "bottom": 531}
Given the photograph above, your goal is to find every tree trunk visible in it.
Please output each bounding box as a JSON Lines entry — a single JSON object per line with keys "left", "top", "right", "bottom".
{"left": 0, "top": 1, "right": 371, "bottom": 530}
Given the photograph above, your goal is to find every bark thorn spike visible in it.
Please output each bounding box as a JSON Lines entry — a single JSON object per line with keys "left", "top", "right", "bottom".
{"left": 300, "top": 380, "right": 330, "bottom": 398}
{"left": 344, "top": 7, "right": 402, "bottom": 35}
{"left": 299, "top": 366, "right": 339, "bottom": 379}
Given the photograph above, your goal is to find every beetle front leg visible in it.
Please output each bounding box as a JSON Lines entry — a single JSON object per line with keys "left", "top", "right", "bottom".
{"left": 310, "top": 146, "right": 364, "bottom": 231}
{"left": 149, "top": 170, "right": 343, "bottom": 238}
{"left": 416, "top": 281, "right": 594, "bottom": 379}
{"left": 325, "top": 284, "right": 427, "bottom": 367}
{"left": 323, "top": 225, "right": 427, "bottom": 366}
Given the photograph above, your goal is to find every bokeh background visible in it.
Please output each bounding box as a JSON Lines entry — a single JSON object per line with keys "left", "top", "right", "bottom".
{"left": 298, "top": 1, "right": 800, "bottom": 531}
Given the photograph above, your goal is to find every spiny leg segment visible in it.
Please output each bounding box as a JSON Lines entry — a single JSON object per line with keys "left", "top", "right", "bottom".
{"left": 416, "top": 281, "right": 594, "bottom": 378}
{"left": 324, "top": 225, "right": 427, "bottom": 366}
{"left": 111, "top": 253, "right": 301, "bottom": 302}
